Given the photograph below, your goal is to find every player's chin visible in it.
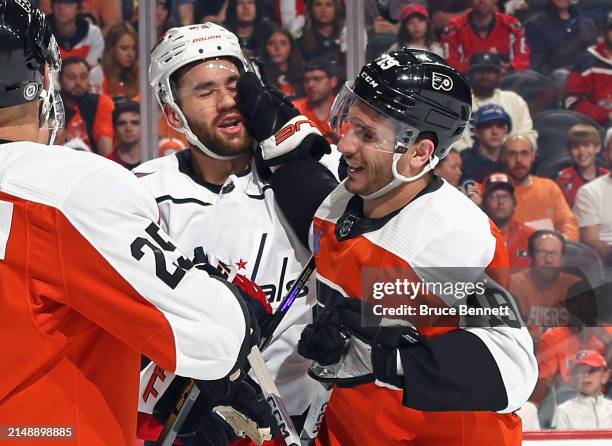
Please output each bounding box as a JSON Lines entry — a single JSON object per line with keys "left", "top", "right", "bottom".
{"left": 216, "top": 131, "right": 253, "bottom": 155}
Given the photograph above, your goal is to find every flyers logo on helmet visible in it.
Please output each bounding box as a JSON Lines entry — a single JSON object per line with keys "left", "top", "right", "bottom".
{"left": 431, "top": 72, "right": 453, "bottom": 91}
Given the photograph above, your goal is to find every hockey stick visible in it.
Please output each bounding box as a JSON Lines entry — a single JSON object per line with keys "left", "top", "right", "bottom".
{"left": 156, "top": 256, "right": 316, "bottom": 446}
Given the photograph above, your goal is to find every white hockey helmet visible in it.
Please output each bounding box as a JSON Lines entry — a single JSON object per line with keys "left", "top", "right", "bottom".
{"left": 149, "top": 23, "right": 257, "bottom": 160}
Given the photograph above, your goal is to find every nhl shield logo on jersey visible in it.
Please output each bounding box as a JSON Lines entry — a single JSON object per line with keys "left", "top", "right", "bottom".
{"left": 431, "top": 72, "right": 453, "bottom": 91}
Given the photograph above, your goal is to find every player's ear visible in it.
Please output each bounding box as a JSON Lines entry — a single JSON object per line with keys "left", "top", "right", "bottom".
{"left": 163, "top": 103, "right": 183, "bottom": 130}
{"left": 410, "top": 138, "right": 435, "bottom": 168}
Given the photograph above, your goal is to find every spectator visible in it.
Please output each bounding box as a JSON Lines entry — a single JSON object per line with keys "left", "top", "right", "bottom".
{"left": 40, "top": 0, "right": 122, "bottom": 34}
{"left": 440, "top": 0, "right": 530, "bottom": 74}
{"left": 481, "top": 173, "right": 535, "bottom": 268}
{"left": 156, "top": 0, "right": 176, "bottom": 37}
{"left": 275, "top": 0, "right": 307, "bottom": 37}
{"left": 90, "top": 22, "right": 139, "bottom": 101}
{"left": 434, "top": 148, "right": 462, "bottom": 186}
{"left": 108, "top": 101, "right": 141, "bottom": 169}
{"left": 48, "top": 0, "right": 104, "bottom": 68}
{"left": 573, "top": 128, "right": 612, "bottom": 267}
{"left": 263, "top": 27, "right": 305, "bottom": 99}
{"left": 525, "top": 0, "right": 598, "bottom": 75}
{"left": 455, "top": 52, "right": 537, "bottom": 150}
{"left": 554, "top": 350, "right": 612, "bottom": 429}
{"left": 428, "top": 0, "right": 471, "bottom": 34}
{"left": 502, "top": 135, "right": 579, "bottom": 240}
{"left": 460, "top": 104, "right": 510, "bottom": 183}
{"left": 293, "top": 58, "right": 339, "bottom": 144}
{"left": 517, "top": 402, "right": 541, "bottom": 431}
{"left": 59, "top": 57, "right": 115, "bottom": 155}
{"left": 564, "top": 12, "right": 612, "bottom": 126}
{"left": 364, "top": 0, "right": 403, "bottom": 36}
{"left": 195, "top": 0, "right": 229, "bottom": 24}
{"left": 387, "top": 3, "right": 443, "bottom": 57}
{"left": 556, "top": 124, "right": 609, "bottom": 207}
{"left": 224, "top": 0, "right": 275, "bottom": 57}
{"left": 171, "top": 0, "right": 195, "bottom": 25}
{"left": 297, "top": 0, "right": 345, "bottom": 72}
{"left": 510, "top": 230, "right": 580, "bottom": 333}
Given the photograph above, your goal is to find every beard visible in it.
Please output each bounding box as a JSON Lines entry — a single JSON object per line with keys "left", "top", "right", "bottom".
{"left": 187, "top": 114, "right": 253, "bottom": 157}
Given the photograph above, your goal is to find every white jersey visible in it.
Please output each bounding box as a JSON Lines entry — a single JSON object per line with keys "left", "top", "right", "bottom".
{"left": 135, "top": 150, "right": 317, "bottom": 415}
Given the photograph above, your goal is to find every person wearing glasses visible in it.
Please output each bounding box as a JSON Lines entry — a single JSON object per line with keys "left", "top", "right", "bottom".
{"left": 501, "top": 134, "right": 579, "bottom": 241}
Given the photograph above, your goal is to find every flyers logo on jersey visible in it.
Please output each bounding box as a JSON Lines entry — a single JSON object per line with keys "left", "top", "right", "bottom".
{"left": 431, "top": 72, "right": 453, "bottom": 91}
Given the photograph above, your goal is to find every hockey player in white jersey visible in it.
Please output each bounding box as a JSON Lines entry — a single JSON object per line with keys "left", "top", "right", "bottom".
{"left": 250, "top": 48, "right": 539, "bottom": 445}
{"left": 0, "top": 2, "right": 277, "bottom": 446}
{"left": 135, "top": 23, "right": 334, "bottom": 445}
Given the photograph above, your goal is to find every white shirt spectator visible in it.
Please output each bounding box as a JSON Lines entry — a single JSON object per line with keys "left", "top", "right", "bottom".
{"left": 573, "top": 174, "right": 612, "bottom": 246}
{"left": 517, "top": 401, "right": 541, "bottom": 431}
{"left": 455, "top": 88, "right": 537, "bottom": 151}
{"left": 554, "top": 393, "right": 612, "bottom": 429}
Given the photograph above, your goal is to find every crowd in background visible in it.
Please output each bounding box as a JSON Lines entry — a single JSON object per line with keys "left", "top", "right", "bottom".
{"left": 31, "top": 0, "right": 612, "bottom": 433}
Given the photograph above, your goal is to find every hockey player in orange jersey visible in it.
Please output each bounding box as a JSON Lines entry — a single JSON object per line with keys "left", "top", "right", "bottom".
{"left": 238, "top": 48, "right": 539, "bottom": 445}
{"left": 0, "top": 1, "right": 277, "bottom": 445}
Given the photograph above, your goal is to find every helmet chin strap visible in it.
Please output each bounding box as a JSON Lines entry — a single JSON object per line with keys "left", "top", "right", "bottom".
{"left": 360, "top": 151, "right": 440, "bottom": 201}
{"left": 171, "top": 103, "right": 242, "bottom": 161}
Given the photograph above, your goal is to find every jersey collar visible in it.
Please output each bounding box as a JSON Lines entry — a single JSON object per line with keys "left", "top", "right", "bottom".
{"left": 176, "top": 149, "right": 251, "bottom": 195}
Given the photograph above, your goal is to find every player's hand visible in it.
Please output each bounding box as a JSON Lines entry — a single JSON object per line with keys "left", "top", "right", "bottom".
{"left": 236, "top": 72, "right": 329, "bottom": 167}
{"left": 196, "top": 376, "right": 280, "bottom": 441}
{"left": 298, "top": 306, "right": 349, "bottom": 366}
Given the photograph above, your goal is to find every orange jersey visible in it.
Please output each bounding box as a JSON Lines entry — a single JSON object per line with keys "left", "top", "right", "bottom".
{"left": 292, "top": 97, "right": 339, "bottom": 144}
{"left": 0, "top": 141, "right": 248, "bottom": 445}
{"left": 501, "top": 219, "right": 534, "bottom": 269}
{"left": 311, "top": 178, "right": 537, "bottom": 446}
{"left": 537, "top": 326, "right": 612, "bottom": 383}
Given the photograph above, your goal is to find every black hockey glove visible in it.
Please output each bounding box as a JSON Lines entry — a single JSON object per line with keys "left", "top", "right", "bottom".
{"left": 236, "top": 72, "right": 330, "bottom": 168}
{"left": 298, "top": 306, "right": 349, "bottom": 366}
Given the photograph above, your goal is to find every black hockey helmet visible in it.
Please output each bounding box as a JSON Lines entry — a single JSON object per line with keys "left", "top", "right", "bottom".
{"left": 0, "top": 0, "right": 60, "bottom": 108}
{"left": 348, "top": 48, "right": 471, "bottom": 161}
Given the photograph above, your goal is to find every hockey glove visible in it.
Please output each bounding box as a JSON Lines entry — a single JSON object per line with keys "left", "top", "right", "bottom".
{"left": 236, "top": 72, "right": 330, "bottom": 168}
{"left": 298, "top": 306, "right": 348, "bottom": 366}
{"left": 334, "top": 299, "right": 427, "bottom": 389}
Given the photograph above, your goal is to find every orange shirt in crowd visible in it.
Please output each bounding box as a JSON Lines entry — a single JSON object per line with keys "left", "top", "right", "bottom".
{"left": 536, "top": 326, "right": 612, "bottom": 383}
{"left": 501, "top": 219, "right": 535, "bottom": 268}
{"left": 510, "top": 269, "right": 580, "bottom": 329}
{"left": 64, "top": 94, "right": 115, "bottom": 153}
{"left": 513, "top": 176, "right": 580, "bottom": 241}
{"left": 293, "top": 97, "right": 339, "bottom": 144}
{"left": 40, "top": 0, "right": 122, "bottom": 32}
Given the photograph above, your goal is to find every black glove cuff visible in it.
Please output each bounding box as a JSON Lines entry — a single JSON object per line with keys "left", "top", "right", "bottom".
{"left": 372, "top": 345, "right": 403, "bottom": 389}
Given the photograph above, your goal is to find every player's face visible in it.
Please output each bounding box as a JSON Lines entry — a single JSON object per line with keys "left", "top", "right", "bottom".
{"left": 531, "top": 235, "right": 564, "bottom": 281}
{"left": 175, "top": 59, "right": 252, "bottom": 157}
{"left": 237, "top": 0, "right": 256, "bottom": 23}
{"left": 569, "top": 142, "right": 600, "bottom": 170}
{"left": 59, "top": 62, "right": 90, "bottom": 99}
{"left": 312, "top": 0, "right": 336, "bottom": 25}
{"left": 475, "top": 120, "right": 509, "bottom": 151}
{"left": 304, "top": 70, "right": 336, "bottom": 103}
{"left": 434, "top": 150, "right": 462, "bottom": 186}
{"left": 483, "top": 189, "right": 514, "bottom": 222}
{"left": 114, "top": 33, "right": 137, "bottom": 69}
{"left": 573, "top": 366, "right": 608, "bottom": 397}
{"left": 337, "top": 101, "right": 398, "bottom": 195}
{"left": 405, "top": 15, "right": 428, "bottom": 40}
{"left": 266, "top": 32, "right": 291, "bottom": 65}
{"left": 115, "top": 111, "right": 140, "bottom": 146}
{"left": 502, "top": 138, "right": 534, "bottom": 182}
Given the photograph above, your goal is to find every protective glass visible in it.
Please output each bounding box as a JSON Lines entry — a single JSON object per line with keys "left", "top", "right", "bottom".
{"left": 40, "top": 36, "right": 65, "bottom": 145}
{"left": 329, "top": 82, "right": 419, "bottom": 154}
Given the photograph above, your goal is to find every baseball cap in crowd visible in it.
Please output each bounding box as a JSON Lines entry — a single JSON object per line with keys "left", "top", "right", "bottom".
{"left": 400, "top": 3, "right": 429, "bottom": 22}
{"left": 304, "top": 58, "right": 335, "bottom": 77}
{"left": 469, "top": 52, "right": 502, "bottom": 73}
{"left": 482, "top": 172, "right": 515, "bottom": 197}
{"left": 571, "top": 350, "right": 608, "bottom": 370}
{"left": 473, "top": 104, "right": 512, "bottom": 130}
